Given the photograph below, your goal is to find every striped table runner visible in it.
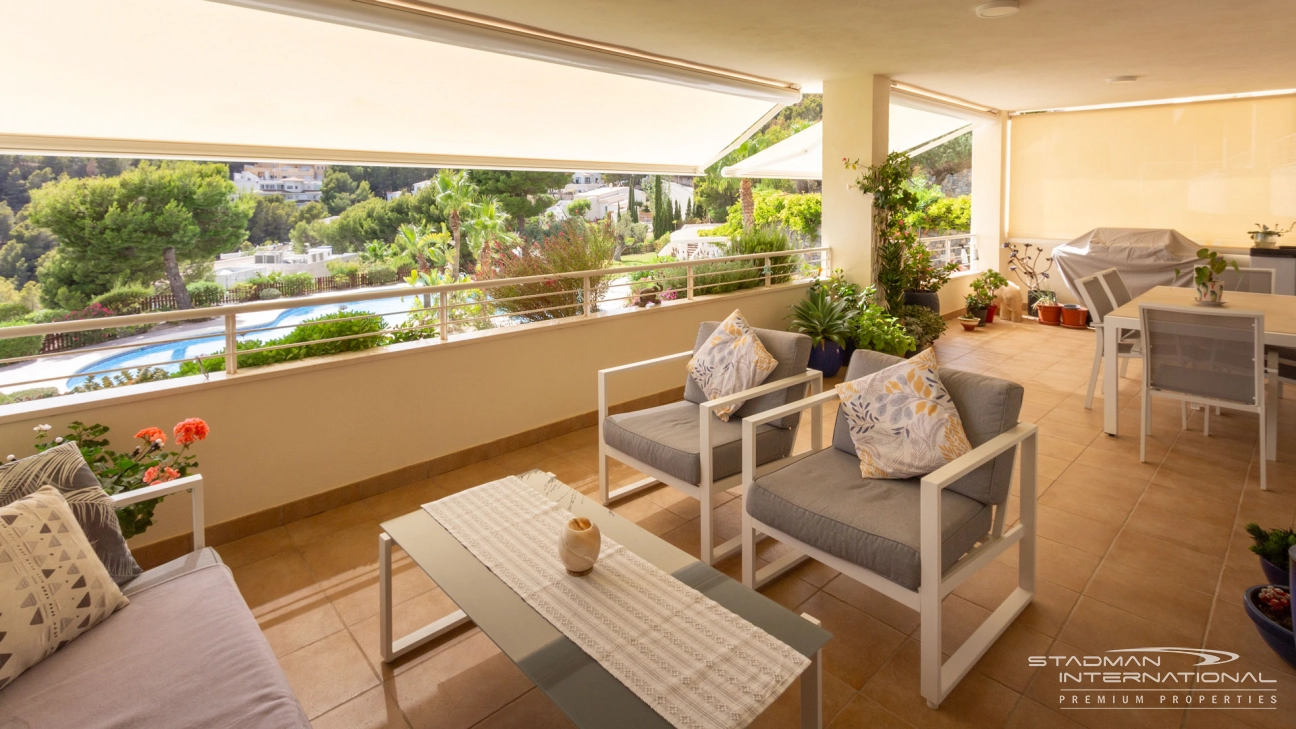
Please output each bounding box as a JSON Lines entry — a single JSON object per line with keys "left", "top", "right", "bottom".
{"left": 424, "top": 477, "right": 809, "bottom": 729}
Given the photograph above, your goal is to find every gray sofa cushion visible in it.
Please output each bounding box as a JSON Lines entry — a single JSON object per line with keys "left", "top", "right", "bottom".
{"left": 684, "top": 321, "right": 812, "bottom": 428}
{"left": 746, "top": 447, "right": 993, "bottom": 590}
{"left": 833, "top": 350, "right": 1023, "bottom": 506}
{"left": 0, "top": 548, "right": 311, "bottom": 729}
{"left": 605, "top": 400, "right": 796, "bottom": 485}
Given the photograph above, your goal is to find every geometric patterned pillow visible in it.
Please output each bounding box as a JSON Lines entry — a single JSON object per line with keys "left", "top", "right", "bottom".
{"left": 835, "top": 347, "right": 972, "bottom": 479}
{"left": 686, "top": 309, "right": 778, "bottom": 421}
{"left": 0, "top": 485, "right": 130, "bottom": 690}
{"left": 0, "top": 442, "right": 142, "bottom": 586}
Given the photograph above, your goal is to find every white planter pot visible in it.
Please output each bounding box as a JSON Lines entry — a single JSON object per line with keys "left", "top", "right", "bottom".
{"left": 1252, "top": 232, "right": 1280, "bottom": 249}
{"left": 1196, "top": 280, "right": 1226, "bottom": 303}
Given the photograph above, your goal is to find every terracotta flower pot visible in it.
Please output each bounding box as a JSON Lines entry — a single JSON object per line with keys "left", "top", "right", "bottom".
{"left": 985, "top": 303, "right": 998, "bottom": 323}
{"left": 1060, "top": 305, "right": 1089, "bottom": 329}
{"left": 559, "top": 517, "right": 601, "bottom": 576}
{"left": 958, "top": 317, "right": 979, "bottom": 332}
{"left": 1036, "top": 303, "right": 1062, "bottom": 326}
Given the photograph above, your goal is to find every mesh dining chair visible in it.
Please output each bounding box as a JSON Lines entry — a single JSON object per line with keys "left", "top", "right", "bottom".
{"left": 1217, "top": 266, "right": 1276, "bottom": 294}
{"left": 1138, "top": 303, "right": 1270, "bottom": 490}
{"left": 1076, "top": 268, "right": 1140, "bottom": 409}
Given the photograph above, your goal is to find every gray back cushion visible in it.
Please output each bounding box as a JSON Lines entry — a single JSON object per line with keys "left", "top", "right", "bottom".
{"left": 684, "top": 321, "right": 812, "bottom": 429}
{"left": 833, "top": 349, "right": 1024, "bottom": 505}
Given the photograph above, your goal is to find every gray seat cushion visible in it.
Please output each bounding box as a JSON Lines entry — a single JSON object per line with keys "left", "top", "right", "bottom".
{"left": 0, "top": 548, "right": 310, "bottom": 729}
{"left": 746, "top": 448, "right": 993, "bottom": 590}
{"left": 833, "top": 350, "right": 1024, "bottom": 506}
{"left": 605, "top": 400, "right": 796, "bottom": 485}
{"left": 684, "top": 321, "right": 813, "bottom": 428}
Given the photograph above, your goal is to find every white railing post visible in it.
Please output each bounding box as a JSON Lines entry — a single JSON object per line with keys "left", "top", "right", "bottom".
{"left": 439, "top": 292, "right": 449, "bottom": 342}
{"left": 223, "top": 314, "right": 238, "bottom": 375}
{"left": 687, "top": 265, "right": 695, "bottom": 301}
{"left": 764, "top": 255, "right": 772, "bottom": 287}
{"left": 583, "top": 275, "right": 592, "bottom": 317}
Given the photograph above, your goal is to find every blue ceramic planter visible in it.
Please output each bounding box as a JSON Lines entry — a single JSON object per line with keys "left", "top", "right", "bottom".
{"left": 808, "top": 341, "right": 844, "bottom": 378}
{"left": 1261, "top": 557, "right": 1289, "bottom": 587}
{"left": 1244, "top": 585, "right": 1296, "bottom": 669}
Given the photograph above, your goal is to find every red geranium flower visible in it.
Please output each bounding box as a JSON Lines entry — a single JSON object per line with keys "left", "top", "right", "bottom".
{"left": 174, "top": 418, "right": 210, "bottom": 446}
{"left": 134, "top": 427, "right": 166, "bottom": 445}
{"left": 143, "top": 466, "right": 180, "bottom": 484}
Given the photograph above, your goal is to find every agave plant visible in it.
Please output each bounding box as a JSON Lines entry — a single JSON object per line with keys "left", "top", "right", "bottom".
{"left": 789, "top": 286, "right": 852, "bottom": 349}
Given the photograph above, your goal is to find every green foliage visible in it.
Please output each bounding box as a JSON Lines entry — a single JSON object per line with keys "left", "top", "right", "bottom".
{"left": 898, "top": 305, "right": 947, "bottom": 350}
{"left": 0, "top": 319, "right": 43, "bottom": 364}
{"left": 480, "top": 220, "right": 616, "bottom": 321}
{"left": 177, "top": 310, "right": 388, "bottom": 376}
{"left": 69, "top": 367, "right": 172, "bottom": 394}
{"left": 1178, "top": 248, "right": 1240, "bottom": 287}
{"left": 186, "top": 280, "right": 224, "bottom": 308}
{"left": 1246, "top": 523, "right": 1296, "bottom": 570}
{"left": 327, "top": 166, "right": 439, "bottom": 198}
{"left": 911, "top": 132, "right": 971, "bottom": 187}
{"left": 259, "top": 287, "right": 282, "bottom": 300}
{"left": 904, "top": 240, "right": 959, "bottom": 293}
{"left": 0, "top": 387, "right": 57, "bottom": 404}
{"left": 851, "top": 306, "right": 916, "bottom": 357}
{"left": 1, "top": 156, "right": 137, "bottom": 210}
{"left": 0, "top": 301, "right": 30, "bottom": 322}
{"left": 566, "top": 198, "right": 591, "bottom": 218}
{"left": 788, "top": 286, "right": 852, "bottom": 348}
{"left": 320, "top": 170, "right": 374, "bottom": 215}
{"left": 703, "top": 189, "right": 822, "bottom": 241}
{"left": 971, "top": 270, "right": 1009, "bottom": 300}
{"left": 363, "top": 263, "right": 398, "bottom": 285}
{"left": 245, "top": 194, "right": 298, "bottom": 244}
{"left": 921, "top": 196, "right": 971, "bottom": 233}
{"left": 469, "top": 170, "right": 572, "bottom": 225}
{"left": 91, "top": 284, "right": 154, "bottom": 315}
{"left": 21, "top": 308, "right": 68, "bottom": 324}
{"left": 729, "top": 226, "right": 794, "bottom": 284}
{"left": 28, "top": 161, "right": 252, "bottom": 309}
{"left": 0, "top": 201, "right": 58, "bottom": 286}
{"left": 326, "top": 260, "right": 361, "bottom": 280}
{"left": 847, "top": 152, "right": 919, "bottom": 313}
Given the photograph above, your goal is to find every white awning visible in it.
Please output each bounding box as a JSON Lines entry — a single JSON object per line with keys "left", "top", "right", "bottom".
{"left": 721, "top": 103, "right": 975, "bottom": 180}
{"left": 0, "top": 0, "right": 798, "bottom": 174}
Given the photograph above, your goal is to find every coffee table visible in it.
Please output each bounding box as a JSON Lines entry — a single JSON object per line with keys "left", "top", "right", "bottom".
{"left": 378, "top": 470, "right": 832, "bottom": 728}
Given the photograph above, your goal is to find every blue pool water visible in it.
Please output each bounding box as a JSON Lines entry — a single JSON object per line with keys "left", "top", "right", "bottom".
{"left": 67, "top": 296, "right": 417, "bottom": 388}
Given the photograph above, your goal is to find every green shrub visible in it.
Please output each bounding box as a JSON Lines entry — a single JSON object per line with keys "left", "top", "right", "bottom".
{"left": 91, "top": 284, "right": 154, "bottom": 315}
{"left": 897, "top": 304, "right": 947, "bottom": 350}
{"left": 728, "top": 226, "right": 793, "bottom": 285}
{"left": 276, "top": 272, "right": 315, "bottom": 297}
{"left": 0, "top": 387, "right": 58, "bottom": 404}
{"left": 851, "top": 306, "right": 916, "bottom": 357}
{"left": 186, "top": 281, "right": 225, "bottom": 308}
{"left": 327, "top": 260, "right": 361, "bottom": 278}
{"left": 70, "top": 368, "right": 172, "bottom": 394}
{"left": 0, "top": 302, "right": 31, "bottom": 322}
{"left": 259, "top": 287, "right": 282, "bottom": 300}
{"left": 479, "top": 220, "right": 615, "bottom": 321}
{"left": 176, "top": 310, "right": 388, "bottom": 376}
{"left": 22, "top": 309, "right": 70, "bottom": 324}
{"left": 363, "top": 263, "right": 398, "bottom": 285}
{"left": 231, "top": 282, "right": 257, "bottom": 302}
{"left": 0, "top": 320, "right": 44, "bottom": 365}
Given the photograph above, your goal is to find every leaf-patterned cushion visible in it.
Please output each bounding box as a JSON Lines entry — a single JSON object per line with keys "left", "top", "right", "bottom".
{"left": 686, "top": 309, "right": 779, "bottom": 421}
{"left": 0, "top": 442, "right": 142, "bottom": 586}
{"left": 0, "top": 485, "right": 130, "bottom": 690}
{"left": 835, "top": 348, "right": 971, "bottom": 479}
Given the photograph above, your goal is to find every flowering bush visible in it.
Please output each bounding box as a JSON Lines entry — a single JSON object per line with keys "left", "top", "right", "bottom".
{"left": 1254, "top": 586, "right": 1292, "bottom": 631}
{"left": 29, "top": 417, "right": 211, "bottom": 539}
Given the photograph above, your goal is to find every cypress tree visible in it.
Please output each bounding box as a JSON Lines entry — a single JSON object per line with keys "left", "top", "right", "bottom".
{"left": 652, "top": 176, "right": 664, "bottom": 239}
{"left": 628, "top": 176, "right": 638, "bottom": 223}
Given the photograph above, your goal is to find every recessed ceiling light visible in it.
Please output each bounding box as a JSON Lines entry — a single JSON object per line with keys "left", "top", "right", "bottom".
{"left": 975, "top": 0, "right": 1020, "bottom": 18}
{"left": 1107, "top": 75, "right": 1139, "bottom": 84}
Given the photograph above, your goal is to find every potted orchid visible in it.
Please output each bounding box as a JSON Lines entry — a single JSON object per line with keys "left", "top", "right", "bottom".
{"left": 30, "top": 418, "right": 211, "bottom": 538}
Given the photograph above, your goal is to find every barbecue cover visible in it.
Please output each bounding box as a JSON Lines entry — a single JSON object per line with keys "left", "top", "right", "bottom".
{"left": 1052, "top": 228, "right": 1201, "bottom": 300}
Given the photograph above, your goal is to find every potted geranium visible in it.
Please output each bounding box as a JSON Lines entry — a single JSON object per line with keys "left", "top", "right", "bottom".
{"left": 1244, "top": 585, "right": 1295, "bottom": 668}
{"left": 789, "top": 285, "right": 853, "bottom": 377}
{"left": 903, "top": 242, "right": 959, "bottom": 314}
{"left": 1176, "top": 248, "right": 1239, "bottom": 304}
{"left": 1246, "top": 523, "right": 1295, "bottom": 586}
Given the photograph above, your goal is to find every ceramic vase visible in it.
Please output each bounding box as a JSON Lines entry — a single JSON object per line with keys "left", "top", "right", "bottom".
{"left": 559, "top": 517, "right": 601, "bottom": 576}
{"left": 1196, "top": 280, "right": 1225, "bottom": 303}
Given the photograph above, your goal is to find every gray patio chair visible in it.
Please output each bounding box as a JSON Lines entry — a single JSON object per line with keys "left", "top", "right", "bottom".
{"left": 738, "top": 350, "right": 1038, "bottom": 708}
{"left": 1139, "top": 303, "right": 1274, "bottom": 489}
{"left": 598, "top": 322, "right": 820, "bottom": 564}
{"left": 1076, "top": 268, "right": 1141, "bottom": 410}
{"left": 1217, "top": 266, "right": 1276, "bottom": 294}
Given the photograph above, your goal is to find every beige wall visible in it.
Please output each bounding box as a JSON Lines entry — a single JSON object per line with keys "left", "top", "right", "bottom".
{"left": 1009, "top": 95, "right": 1296, "bottom": 246}
{"left": 822, "top": 75, "right": 887, "bottom": 286}
{"left": 0, "top": 286, "right": 807, "bottom": 547}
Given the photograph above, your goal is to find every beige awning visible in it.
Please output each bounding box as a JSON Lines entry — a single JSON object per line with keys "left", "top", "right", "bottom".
{"left": 0, "top": 0, "right": 799, "bottom": 174}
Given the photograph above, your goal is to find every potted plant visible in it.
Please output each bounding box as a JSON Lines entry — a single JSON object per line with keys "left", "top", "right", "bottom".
{"left": 845, "top": 153, "right": 920, "bottom": 315}
{"left": 1248, "top": 222, "right": 1295, "bottom": 249}
{"left": 1245, "top": 523, "right": 1295, "bottom": 586}
{"left": 1002, "top": 241, "right": 1055, "bottom": 315}
{"left": 820, "top": 269, "right": 874, "bottom": 363}
{"left": 1244, "top": 585, "right": 1295, "bottom": 668}
{"left": 789, "top": 286, "right": 852, "bottom": 377}
{"left": 898, "top": 304, "right": 947, "bottom": 353}
{"left": 971, "top": 270, "right": 1010, "bottom": 323}
{"left": 1176, "top": 248, "right": 1239, "bottom": 304}
{"left": 850, "top": 305, "right": 916, "bottom": 358}
{"left": 1033, "top": 288, "right": 1062, "bottom": 325}
{"left": 965, "top": 291, "right": 991, "bottom": 326}
{"left": 957, "top": 315, "right": 979, "bottom": 332}
{"left": 903, "top": 242, "right": 959, "bottom": 314}
{"left": 1060, "top": 304, "right": 1089, "bottom": 329}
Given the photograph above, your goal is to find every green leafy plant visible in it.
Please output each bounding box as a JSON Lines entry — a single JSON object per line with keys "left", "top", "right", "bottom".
{"left": 905, "top": 241, "right": 960, "bottom": 293}
{"left": 0, "top": 302, "right": 31, "bottom": 322}
{"left": 185, "top": 281, "right": 225, "bottom": 308}
{"left": 91, "top": 284, "right": 154, "bottom": 315}
{"left": 1248, "top": 222, "right": 1295, "bottom": 238}
{"left": 31, "top": 418, "right": 210, "bottom": 539}
{"left": 851, "top": 306, "right": 916, "bottom": 357}
{"left": 0, "top": 319, "right": 44, "bottom": 365}
{"left": 845, "top": 152, "right": 918, "bottom": 313}
{"left": 788, "top": 286, "right": 852, "bottom": 349}
{"left": 0, "top": 387, "right": 57, "bottom": 404}
{"left": 1246, "top": 522, "right": 1296, "bottom": 570}
{"left": 70, "top": 367, "right": 172, "bottom": 394}
{"left": 479, "top": 219, "right": 616, "bottom": 321}
{"left": 965, "top": 291, "right": 991, "bottom": 312}
{"left": 1175, "top": 248, "right": 1239, "bottom": 287}
{"left": 898, "top": 304, "right": 947, "bottom": 350}
{"left": 259, "top": 287, "right": 282, "bottom": 300}
{"left": 176, "top": 310, "right": 387, "bottom": 376}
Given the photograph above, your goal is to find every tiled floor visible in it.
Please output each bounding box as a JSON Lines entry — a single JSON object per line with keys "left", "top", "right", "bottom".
{"left": 220, "top": 320, "right": 1296, "bottom": 729}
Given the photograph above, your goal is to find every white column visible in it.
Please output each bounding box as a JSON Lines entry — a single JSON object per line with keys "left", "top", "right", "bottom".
{"left": 970, "top": 111, "right": 1008, "bottom": 275}
{"left": 822, "top": 75, "right": 889, "bottom": 285}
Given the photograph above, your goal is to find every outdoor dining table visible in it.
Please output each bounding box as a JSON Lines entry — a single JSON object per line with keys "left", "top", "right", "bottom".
{"left": 1102, "top": 286, "right": 1296, "bottom": 457}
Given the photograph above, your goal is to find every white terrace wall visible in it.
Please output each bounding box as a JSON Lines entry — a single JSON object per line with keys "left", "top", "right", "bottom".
{"left": 0, "top": 285, "right": 808, "bottom": 548}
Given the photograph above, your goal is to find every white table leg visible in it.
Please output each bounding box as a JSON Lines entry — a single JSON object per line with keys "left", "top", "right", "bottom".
{"left": 1103, "top": 321, "right": 1120, "bottom": 435}
{"left": 380, "top": 532, "right": 471, "bottom": 663}
{"left": 800, "top": 613, "right": 823, "bottom": 729}
{"left": 1267, "top": 351, "right": 1279, "bottom": 462}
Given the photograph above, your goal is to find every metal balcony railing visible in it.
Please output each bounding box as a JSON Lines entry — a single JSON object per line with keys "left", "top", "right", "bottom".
{"left": 921, "top": 234, "right": 978, "bottom": 271}
{"left": 0, "top": 247, "right": 829, "bottom": 402}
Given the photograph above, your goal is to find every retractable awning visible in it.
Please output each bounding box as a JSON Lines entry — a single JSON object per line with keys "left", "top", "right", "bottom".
{"left": 0, "top": 0, "right": 800, "bottom": 174}
{"left": 721, "top": 102, "right": 977, "bottom": 180}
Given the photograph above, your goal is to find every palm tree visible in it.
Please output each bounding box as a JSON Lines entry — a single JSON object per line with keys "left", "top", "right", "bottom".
{"left": 466, "top": 197, "right": 516, "bottom": 274}
{"left": 434, "top": 169, "right": 479, "bottom": 279}
{"left": 360, "top": 240, "right": 390, "bottom": 266}
{"left": 393, "top": 223, "right": 451, "bottom": 307}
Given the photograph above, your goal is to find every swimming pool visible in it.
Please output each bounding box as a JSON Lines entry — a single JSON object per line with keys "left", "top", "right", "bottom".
{"left": 67, "top": 295, "right": 418, "bottom": 388}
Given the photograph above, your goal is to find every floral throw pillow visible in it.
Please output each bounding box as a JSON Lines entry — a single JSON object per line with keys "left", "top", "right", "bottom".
{"left": 835, "top": 348, "right": 971, "bottom": 479}
{"left": 686, "top": 309, "right": 779, "bottom": 421}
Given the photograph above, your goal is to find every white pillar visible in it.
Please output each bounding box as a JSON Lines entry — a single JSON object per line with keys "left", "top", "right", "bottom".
{"left": 970, "top": 111, "right": 1008, "bottom": 275}
{"left": 822, "top": 75, "right": 889, "bottom": 285}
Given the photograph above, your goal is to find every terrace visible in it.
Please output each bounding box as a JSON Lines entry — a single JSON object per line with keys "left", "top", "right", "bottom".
{"left": 1, "top": 0, "right": 1295, "bottom": 728}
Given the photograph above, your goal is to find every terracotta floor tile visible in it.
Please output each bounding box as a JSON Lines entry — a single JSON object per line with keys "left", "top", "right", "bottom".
{"left": 326, "top": 553, "right": 438, "bottom": 626}
{"left": 862, "top": 639, "right": 1021, "bottom": 729}
{"left": 285, "top": 501, "right": 380, "bottom": 548}
{"left": 823, "top": 574, "right": 921, "bottom": 635}
{"left": 312, "top": 684, "right": 411, "bottom": 729}
{"left": 1038, "top": 479, "right": 1140, "bottom": 527}
{"left": 231, "top": 550, "right": 321, "bottom": 614}
{"left": 796, "top": 591, "right": 908, "bottom": 690}
{"left": 1204, "top": 597, "right": 1296, "bottom": 678}
{"left": 826, "top": 693, "right": 916, "bottom": 729}
{"left": 349, "top": 587, "right": 466, "bottom": 677}
{"left": 1082, "top": 561, "right": 1214, "bottom": 641}
{"left": 431, "top": 461, "right": 512, "bottom": 495}
{"left": 1057, "top": 597, "right": 1200, "bottom": 655}
{"left": 214, "top": 526, "right": 295, "bottom": 568}
{"left": 958, "top": 558, "right": 1079, "bottom": 638}
{"left": 278, "top": 630, "right": 381, "bottom": 719}
{"left": 972, "top": 621, "right": 1053, "bottom": 693}
{"left": 364, "top": 479, "right": 447, "bottom": 522}
{"left": 1124, "top": 502, "right": 1233, "bottom": 558}
{"left": 752, "top": 669, "right": 857, "bottom": 729}
{"left": 299, "top": 520, "right": 386, "bottom": 587}
{"left": 257, "top": 590, "right": 345, "bottom": 658}
{"left": 1104, "top": 530, "right": 1223, "bottom": 595}
{"left": 1005, "top": 698, "right": 1085, "bottom": 729}
{"left": 388, "top": 630, "right": 533, "bottom": 729}
{"left": 1036, "top": 505, "right": 1120, "bottom": 556}
{"left": 469, "top": 690, "right": 575, "bottom": 729}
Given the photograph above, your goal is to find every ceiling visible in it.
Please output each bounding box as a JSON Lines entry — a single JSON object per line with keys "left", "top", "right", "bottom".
{"left": 416, "top": 0, "right": 1296, "bottom": 111}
